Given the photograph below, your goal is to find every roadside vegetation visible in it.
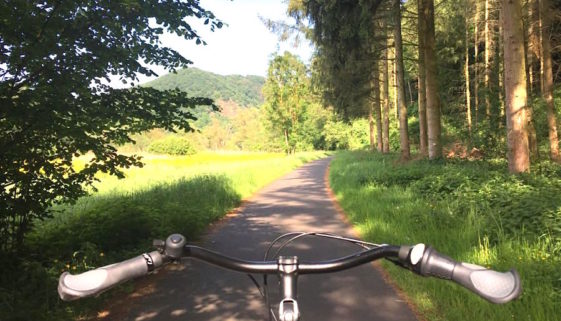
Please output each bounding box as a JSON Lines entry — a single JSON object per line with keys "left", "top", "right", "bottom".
{"left": 5, "top": 151, "right": 326, "bottom": 321}
{"left": 2, "top": 0, "right": 561, "bottom": 320}
{"left": 330, "top": 151, "right": 561, "bottom": 321}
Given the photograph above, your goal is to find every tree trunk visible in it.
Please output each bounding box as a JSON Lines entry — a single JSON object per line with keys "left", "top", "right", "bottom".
{"left": 474, "top": 0, "right": 480, "bottom": 127}
{"left": 465, "top": 2, "right": 473, "bottom": 140}
{"left": 499, "top": 8, "right": 505, "bottom": 125}
{"left": 382, "top": 38, "right": 391, "bottom": 153}
{"left": 524, "top": 2, "right": 540, "bottom": 160}
{"left": 418, "top": 0, "right": 429, "bottom": 156}
{"left": 527, "top": 0, "right": 537, "bottom": 95}
{"left": 393, "top": 0, "right": 410, "bottom": 160}
{"left": 392, "top": 48, "right": 399, "bottom": 121}
{"left": 374, "top": 61, "right": 383, "bottom": 152}
{"left": 423, "top": 0, "right": 442, "bottom": 159}
{"left": 502, "top": 0, "right": 530, "bottom": 173}
{"left": 538, "top": 0, "right": 545, "bottom": 94}
{"left": 540, "top": 0, "right": 560, "bottom": 161}
{"left": 484, "top": 0, "right": 491, "bottom": 119}
{"left": 369, "top": 108, "right": 375, "bottom": 151}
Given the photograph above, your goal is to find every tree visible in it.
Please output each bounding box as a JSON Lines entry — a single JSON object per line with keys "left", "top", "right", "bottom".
{"left": 422, "top": 0, "right": 442, "bottom": 159}
{"left": 372, "top": 59, "right": 383, "bottom": 152}
{"left": 418, "top": 0, "right": 429, "bottom": 156}
{"left": 501, "top": 0, "right": 530, "bottom": 172}
{"left": 393, "top": 0, "right": 411, "bottom": 160}
{"left": 474, "top": 0, "right": 480, "bottom": 126}
{"left": 262, "top": 52, "right": 309, "bottom": 154}
{"left": 540, "top": 0, "right": 560, "bottom": 161}
{"left": 465, "top": 0, "right": 473, "bottom": 139}
{"left": 381, "top": 30, "right": 391, "bottom": 154}
{"left": 0, "top": 1, "right": 222, "bottom": 253}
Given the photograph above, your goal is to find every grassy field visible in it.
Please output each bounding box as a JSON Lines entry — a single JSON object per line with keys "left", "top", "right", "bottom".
{"left": 13, "top": 151, "right": 327, "bottom": 321}
{"left": 329, "top": 151, "right": 561, "bottom": 321}
{"left": 33, "top": 151, "right": 328, "bottom": 258}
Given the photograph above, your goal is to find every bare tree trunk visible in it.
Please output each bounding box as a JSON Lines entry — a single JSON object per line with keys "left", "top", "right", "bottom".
{"left": 527, "top": 106, "right": 540, "bottom": 160}
{"left": 418, "top": 0, "right": 429, "bottom": 155}
{"left": 393, "top": 0, "right": 410, "bottom": 160}
{"left": 392, "top": 48, "right": 399, "bottom": 121}
{"left": 527, "top": 0, "right": 537, "bottom": 95}
{"left": 538, "top": 0, "right": 545, "bottom": 94}
{"left": 524, "top": 1, "right": 540, "bottom": 160}
{"left": 369, "top": 108, "right": 376, "bottom": 151}
{"left": 382, "top": 39, "right": 391, "bottom": 153}
{"left": 499, "top": 8, "right": 505, "bottom": 125}
{"left": 465, "top": 2, "right": 473, "bottom": 140}
{"left": 541, "top": 0, "right": 560, "bottom": 161}
{"left": 423, "top": 0, "right": 442, "bottom": 159}
{"left": 502, "top": 0, "right": 530, "bottom": 173}
{"left": 374, "top": 62, "right": 383, "bottom": 152}
{"left": 484, "top": 0, "right": 491, "bottom": 119}
{"left": 474, "top": 0, "right": 480, "bottom": 127}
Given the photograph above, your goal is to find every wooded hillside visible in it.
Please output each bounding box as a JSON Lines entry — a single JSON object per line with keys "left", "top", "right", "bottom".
{"left": 144, "top": 67, "right": 265, "bottom": 107}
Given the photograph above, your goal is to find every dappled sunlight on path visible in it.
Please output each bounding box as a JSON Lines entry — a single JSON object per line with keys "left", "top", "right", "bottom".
{"left": 103, "top": 157, "right": 417, "bottom": 321}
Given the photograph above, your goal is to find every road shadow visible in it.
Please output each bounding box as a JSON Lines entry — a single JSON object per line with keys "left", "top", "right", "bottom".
{"left": 100, "top": 158, "right": 417, "bottom": 321}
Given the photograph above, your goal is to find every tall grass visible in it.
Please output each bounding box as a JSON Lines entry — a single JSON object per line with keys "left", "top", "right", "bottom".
{"left": 32, "top": 151, "right": 327, "bottom": 256}
{"left": 7, "top": 151, "right": 327, "bottom": 321}
{"left": 329, "top": 151, "right": 561, "bottom": 321}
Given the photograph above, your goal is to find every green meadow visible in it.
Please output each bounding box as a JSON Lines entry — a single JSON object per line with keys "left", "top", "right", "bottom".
{"left": 10, "top": 151, "right": 327, "bottom": 320}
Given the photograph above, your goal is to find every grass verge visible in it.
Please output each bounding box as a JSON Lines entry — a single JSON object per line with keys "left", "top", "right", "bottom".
{"left": 4, "top": 151, "right": 327, "bottom": 321}
{"left": 329, "top": 151, "right": 560, "bottom": 321}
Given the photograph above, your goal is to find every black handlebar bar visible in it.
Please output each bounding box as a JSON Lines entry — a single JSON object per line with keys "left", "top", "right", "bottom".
{"left": 58, "top": 234, "right": 521, "bottom": 305}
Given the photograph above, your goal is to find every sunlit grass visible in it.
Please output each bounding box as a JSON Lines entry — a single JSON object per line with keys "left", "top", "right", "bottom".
{"left": 32, "top": 151, "right": 328, "bottom": 258}
{"left": 82, "top": 151, "right": 321, "bottom": 196}
{"left": 329, "top": 151, "right": 561, "bottom": 321}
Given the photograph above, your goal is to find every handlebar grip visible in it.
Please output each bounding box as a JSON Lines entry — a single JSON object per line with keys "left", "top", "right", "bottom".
{"left": 411, "top": 245, "right": 521, "bottom": 304}
{"left": 58, "top": 251, "right": 164, "bottom": 301}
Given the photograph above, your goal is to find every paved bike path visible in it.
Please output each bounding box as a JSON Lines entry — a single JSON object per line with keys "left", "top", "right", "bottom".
{"left": 119, "top": 157, "right": 418, "bottom": 321}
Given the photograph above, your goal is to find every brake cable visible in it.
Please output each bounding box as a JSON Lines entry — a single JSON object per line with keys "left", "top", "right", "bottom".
{"left": 247, "top": 232, "right": 384, "bottom": 321}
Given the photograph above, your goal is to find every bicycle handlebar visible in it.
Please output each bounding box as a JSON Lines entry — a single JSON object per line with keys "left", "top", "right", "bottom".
{"left": 58, "top": 251, "right": 164, "bottom": 301}
{"left": 58, "top": 234, "right": 521, "bottom": 305}
{"left": 403, "top": 244, "right": 521, "bottom": 304}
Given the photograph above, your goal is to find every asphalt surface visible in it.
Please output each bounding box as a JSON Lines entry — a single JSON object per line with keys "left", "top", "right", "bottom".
{"left": 115, "top": 157, "right": 418, "bottom": 321}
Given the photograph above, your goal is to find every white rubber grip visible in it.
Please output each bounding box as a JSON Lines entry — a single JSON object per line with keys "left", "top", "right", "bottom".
{"left": 58, "top": 251, "right": 163, "bottom": 301}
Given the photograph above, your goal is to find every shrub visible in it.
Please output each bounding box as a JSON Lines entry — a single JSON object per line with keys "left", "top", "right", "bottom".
{"left": 148, "top": 136, "right": 197, "bottom": 155}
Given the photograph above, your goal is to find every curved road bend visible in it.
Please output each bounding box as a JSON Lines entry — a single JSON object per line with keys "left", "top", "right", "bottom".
{"left": 115, "top": 157, "right": 418, "bottom": 321}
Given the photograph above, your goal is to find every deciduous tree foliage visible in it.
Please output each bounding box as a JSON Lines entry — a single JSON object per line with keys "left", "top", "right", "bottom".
{"left": 262, "top": 52, "right": 310, "bottom": 153}
{"left": 0, "top": 0, "right": 222, "bottom": 252}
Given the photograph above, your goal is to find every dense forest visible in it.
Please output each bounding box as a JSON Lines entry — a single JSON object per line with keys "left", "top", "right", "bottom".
{"left": 286, "top": 0, "right": 561, "bottom": 172}
{"left": 144, "top": 67, "right": 265, "bottom": 107}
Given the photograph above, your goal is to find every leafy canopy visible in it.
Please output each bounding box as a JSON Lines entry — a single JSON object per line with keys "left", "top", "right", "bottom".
{"left": 0, "top": 0, "right": 222, "bottom": 252}
{"left": 262, "top": 52, "right": 310, "bottom": 153}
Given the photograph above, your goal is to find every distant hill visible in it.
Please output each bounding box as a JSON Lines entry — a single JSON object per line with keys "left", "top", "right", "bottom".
{"left": 144, "top": 68, "right": 265, "bottom": 107}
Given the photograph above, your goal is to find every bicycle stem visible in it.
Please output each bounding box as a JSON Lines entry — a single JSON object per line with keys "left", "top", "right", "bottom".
{"left": 278, "top": 256, "right": 300, "bottom": 321}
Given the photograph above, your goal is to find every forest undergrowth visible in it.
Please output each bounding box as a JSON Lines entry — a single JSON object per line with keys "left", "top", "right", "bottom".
{"left": 330, "top": 151, "right": 561, "bottom": 321}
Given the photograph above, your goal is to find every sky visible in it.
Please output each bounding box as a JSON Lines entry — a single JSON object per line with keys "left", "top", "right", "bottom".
{"left": 115, "top": 0, "right": 314, "bottom": 87}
